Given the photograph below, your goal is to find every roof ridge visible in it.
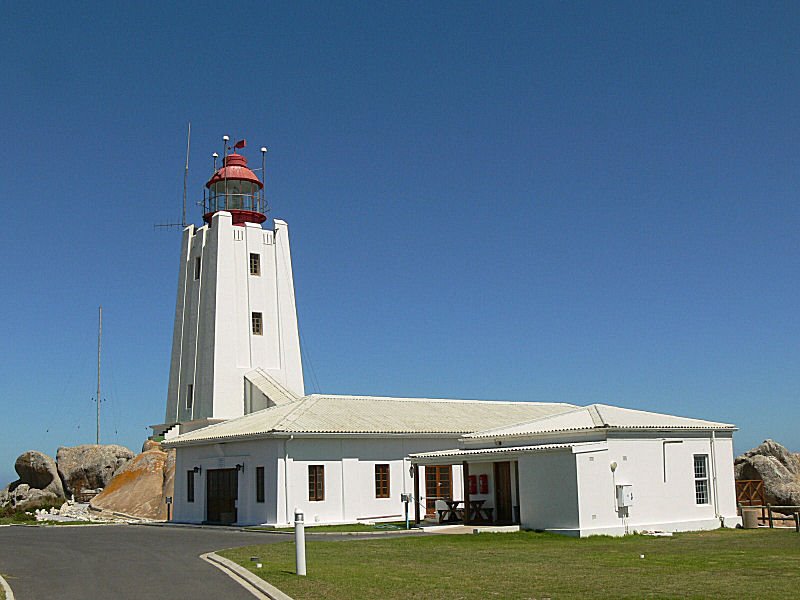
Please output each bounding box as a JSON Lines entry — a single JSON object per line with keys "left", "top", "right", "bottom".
{"left": 464, "top": 405, "right": 585, "bottom": 438}
{"left": 305, "top": 394, "right": 576, "bottom": 406}
{"left": 247, "top": 367, "right": 300, "bottom": 402}
{"left": 587, "top": 404, "right": 606, "bottom": 427}
{"left": 274, "top": 395, "right": 319, "bottom": 430}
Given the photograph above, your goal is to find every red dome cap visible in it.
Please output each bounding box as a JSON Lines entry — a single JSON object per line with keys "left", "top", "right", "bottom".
{"left": 206, "top": 153, "right": 264, "bottom": 189}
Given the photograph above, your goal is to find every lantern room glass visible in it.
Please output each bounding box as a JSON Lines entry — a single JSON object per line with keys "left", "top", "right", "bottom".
{"left": 207, "top": 180, "right": 262, "bottom": 213}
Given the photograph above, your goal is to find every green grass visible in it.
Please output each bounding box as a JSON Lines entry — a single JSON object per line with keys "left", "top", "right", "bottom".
{"left": 219, "top": 528, "right": 800, "bottom": 599}
{"left": 247, "top": 521, "right": 409, "bottom": 533}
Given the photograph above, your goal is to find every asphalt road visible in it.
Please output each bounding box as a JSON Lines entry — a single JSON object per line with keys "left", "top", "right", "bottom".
{"left": 0, "top": 524, "right": 288, "bottom": 600}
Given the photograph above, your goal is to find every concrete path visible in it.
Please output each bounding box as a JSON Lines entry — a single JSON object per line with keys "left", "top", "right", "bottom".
{"left": 0, "top": 524, "right": 288, "bottom": 600}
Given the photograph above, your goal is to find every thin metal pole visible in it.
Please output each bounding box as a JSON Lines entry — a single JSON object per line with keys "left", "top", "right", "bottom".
{"left": 183, "top": 122, "right": 191, "bottom": 227}
{"left": 97, "top": 305, "right": 102, "bottom": 445}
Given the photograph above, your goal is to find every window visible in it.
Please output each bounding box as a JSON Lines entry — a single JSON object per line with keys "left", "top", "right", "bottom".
{"left": 186, "top": 384, "right": 193, "bottom": 410}
{"left": 375, "top": 464, "right": 390, "bottom": 498}
{"left": 252, "top": 312, "right": 263, "bottom": 335}
{"left": 694, "top": 455, "right": 709, "bottom": 504}
{"left": 187, "top": 471, "right": 195, "bottom": 503}
{"left": 256, "top": 466, "right": 265, "bottom": 503}
{"left": 194, "top": 256, "right": 201, "bottom": 280}
{"left": 308, "top": 465, "right": 324, "bottom": 501}
{"left": 249, "top": 253, "right": 261, "bottom": 276}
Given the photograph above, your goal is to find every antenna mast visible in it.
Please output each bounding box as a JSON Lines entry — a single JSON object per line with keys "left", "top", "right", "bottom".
{"left": 154, "top": 121, "right": 193, "bottom": 231}
{"left": 96, "top": 305, "right": 102, "bottom": 445}
{"left": 183, "top": 122, "right": 191, "bottom": 227}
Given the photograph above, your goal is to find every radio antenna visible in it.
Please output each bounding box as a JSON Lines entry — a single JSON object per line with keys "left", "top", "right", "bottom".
{"left": 154, "top": 121, "right": 193, "bottom": 231}
{"left": 183, "top": 122, "right": 191, "bottom": 227}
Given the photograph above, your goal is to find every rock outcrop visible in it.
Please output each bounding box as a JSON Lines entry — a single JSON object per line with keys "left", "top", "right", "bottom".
{"left": 1, "top": 451, "right": 65, "bottom": 510}
{"left": 735, "top": 439, "right": 800, "bottom": 507}
{"left": 56, "top": 444, "right": 135, "bottom": 496}
{"left": 90, "top": 445, "right": 175, "bottom": 520}
{"left": 15, "top": 451, "right": 65, "bottom": 498}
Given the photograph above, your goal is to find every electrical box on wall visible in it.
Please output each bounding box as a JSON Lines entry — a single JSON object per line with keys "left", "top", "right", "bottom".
{"left": 616, "top": 484, "right": 634, "bottom": 507}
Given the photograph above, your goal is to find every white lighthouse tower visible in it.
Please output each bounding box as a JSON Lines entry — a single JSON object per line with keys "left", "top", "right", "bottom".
{"left": 156, "top": 138, "right": 304, "bottom": 437}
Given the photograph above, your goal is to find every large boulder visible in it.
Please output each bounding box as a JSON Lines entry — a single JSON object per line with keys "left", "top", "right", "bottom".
{"left": 142, "top": 439, "right": 162, "bottom": 453}
{"left": 56, "top": 444, "right": 134, "bottom": 496}
{"left": 14, "top": 451, "right": 65, "bottom": 499}
{"left": 90, "top": 448, "right": 172, "bottom": 520}
{"left": 735, "top": 440, "right": 800, "bottom": 507}
{"left": 1, "top": 483, "right": 63, "bottom": 512}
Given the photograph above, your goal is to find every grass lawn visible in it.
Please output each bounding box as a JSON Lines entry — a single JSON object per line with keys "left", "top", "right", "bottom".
{"left": 219, "top": 528, "right": 800, "bottom": 599}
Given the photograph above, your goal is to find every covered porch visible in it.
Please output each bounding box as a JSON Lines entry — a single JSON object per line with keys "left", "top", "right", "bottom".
{"left": 410, "top": 446, "right": 545, "bottom": 527}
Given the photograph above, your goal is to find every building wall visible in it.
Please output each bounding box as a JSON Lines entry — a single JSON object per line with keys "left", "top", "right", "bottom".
{"left": 165, "top": 212, "right": 304, "bottom": 425}
{"left": 573, "top": 432, "right": 740, "bottom": 536}
{"left": 172, "top": 435, "right": 464, "bottom": 526}
{"left": 517, "top": 450, "right": 580, "bottom": 532}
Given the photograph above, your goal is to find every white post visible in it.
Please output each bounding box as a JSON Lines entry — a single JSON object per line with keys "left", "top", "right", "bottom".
{"left": 294, "top": 508, "right": 306, "bottom": 576}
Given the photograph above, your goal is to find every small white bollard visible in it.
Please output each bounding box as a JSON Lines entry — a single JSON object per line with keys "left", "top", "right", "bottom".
{"left": 295, "top": 508, "right": 307, "bottom": 576}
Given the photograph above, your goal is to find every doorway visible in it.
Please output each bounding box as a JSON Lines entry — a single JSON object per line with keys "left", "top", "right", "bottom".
{"left": 494, "top": 462, "right": 513, "bottom": 524}
{"left": 425, "top": 465, "right": 453, "bottom": 516}
{"left": 206, "top": 468, "right": 238, "bottom": 524}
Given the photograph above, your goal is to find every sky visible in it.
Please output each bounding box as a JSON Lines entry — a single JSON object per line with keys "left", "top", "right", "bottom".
{"left": 1, "top": 2, "right": 799, "bottom": 487}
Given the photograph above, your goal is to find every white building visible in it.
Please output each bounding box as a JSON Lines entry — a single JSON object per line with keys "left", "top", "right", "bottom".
{"left": 411, "top": 404, "right": 740, "bottom": 536}
{"left": 158, "top": 136, "right": 741, "bottom": 535}
{"left": 164, "top": 392, "right": 575, "bottom": 526}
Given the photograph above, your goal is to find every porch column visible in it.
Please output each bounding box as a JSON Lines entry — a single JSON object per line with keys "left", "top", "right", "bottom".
{"left": 463, "top": 460, "right": 471, "bottom": 525}
{"left": 514, "top": 460, "right": 521, "bottom": 524}
{"left": 413, "top": 463, "right": 421, "bottom": 524}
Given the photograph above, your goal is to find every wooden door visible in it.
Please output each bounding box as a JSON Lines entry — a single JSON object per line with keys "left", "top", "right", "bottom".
{"left": 425, "top": 465, "right": 453, "bottom": 516}
{"left": 494, "top": 462, "right": 513, "bottom": 524}
{"left": 206, "top": 468, "right": 238, "bottom": 524}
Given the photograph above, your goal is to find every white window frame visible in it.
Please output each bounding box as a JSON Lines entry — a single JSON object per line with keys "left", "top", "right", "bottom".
{"left": 249, "top": 253, "right": 261, "bottom": 276}
{"left": 252, "top": 312, "right": 263, "bottom": 335}
{"left": 693, "top": 454, "right": 710, "bottom": 505}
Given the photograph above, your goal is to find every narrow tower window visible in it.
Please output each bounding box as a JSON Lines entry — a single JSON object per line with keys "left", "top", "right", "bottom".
{"left": 256, "top": 466, "right": 265, "bottom": 503}
{"left": 186, "top": 384, "right": 194, "bottom": 410}
{"left": 252, "top": 312, "right": 263, "bottom": 335}
{"left": 249, "top": 253, "right": 261, "bottom": 276}
{"left": 194, "top": 256, "right": 201, "bottom": 280}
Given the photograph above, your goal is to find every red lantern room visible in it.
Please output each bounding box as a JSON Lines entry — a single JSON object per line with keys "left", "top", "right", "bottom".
{"left": 203, "top": 140, "right": 267, "bottom": 226}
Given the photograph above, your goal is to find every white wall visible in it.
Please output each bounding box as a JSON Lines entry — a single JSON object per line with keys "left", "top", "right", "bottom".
{"left": 171, "top": 438, "right": 284, "bottom": 525}
{"left": 165, "top": 212, "right": 304, "bottom": 426}
{"left": 518, "top": 450, "right": 580, "bottom": 533}
{"left": 573, "top": 433, "right": 740, "bottom": 536}
{"left": 172, "top": 435, "right": 464, "bottom": 526}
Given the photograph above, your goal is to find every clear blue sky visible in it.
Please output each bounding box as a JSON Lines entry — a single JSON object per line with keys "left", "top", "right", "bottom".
{"left": 2, "top": 2, "right": 798, "bottom": 487}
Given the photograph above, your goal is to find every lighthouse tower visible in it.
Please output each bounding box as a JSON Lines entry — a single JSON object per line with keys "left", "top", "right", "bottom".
{"left": 158, "top": 139, "right": 304, "bottom": 436}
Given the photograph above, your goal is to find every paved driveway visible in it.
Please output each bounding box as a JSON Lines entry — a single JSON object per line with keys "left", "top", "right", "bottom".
{"left": 0, "top": 524, "right": 287, "bottom": 600}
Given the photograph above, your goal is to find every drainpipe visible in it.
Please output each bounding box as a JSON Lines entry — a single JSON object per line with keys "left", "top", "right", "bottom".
{"left": 284, "top": 435, "right": 294, "bottom": 525}
{"left": 710, "top": 430, "right": 720, "bottom": 522}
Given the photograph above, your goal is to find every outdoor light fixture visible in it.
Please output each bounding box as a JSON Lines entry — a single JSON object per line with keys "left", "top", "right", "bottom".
{"left": 193, "top": 466, "right": 202, "bottom": 474}
{"left": 236, "top": 463, "right": 244, "bottom": 472}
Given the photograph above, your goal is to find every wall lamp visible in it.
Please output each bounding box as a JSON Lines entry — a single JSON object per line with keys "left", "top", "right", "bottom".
{"left": 236, "top": 463, "right": 244, "bottom": 472}
{"left": 193, "top": 466, "right": 202, "bottom": 474}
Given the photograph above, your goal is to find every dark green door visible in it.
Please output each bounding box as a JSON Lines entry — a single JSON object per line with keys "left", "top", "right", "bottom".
{"left": 206, "top": 468, "right": 238, "bottom": 524}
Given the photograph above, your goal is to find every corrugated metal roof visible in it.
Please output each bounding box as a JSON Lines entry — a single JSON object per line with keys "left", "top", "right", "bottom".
{"left": 244, "top": 368, "right": 300, "bottom": 406}
{"left": 163, "top": 395, "right": 578, "bottom": 446}
{"left": 410, "top": 443, "right": 577, "bottom": 462}
{"left": 465, "top": 403, "right": 736, "bottom": 439}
